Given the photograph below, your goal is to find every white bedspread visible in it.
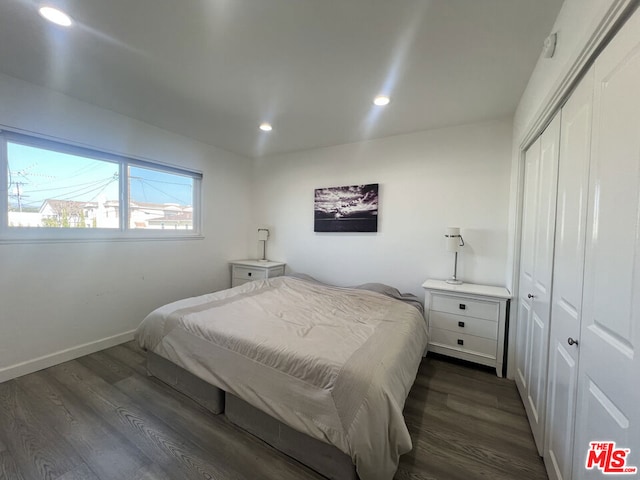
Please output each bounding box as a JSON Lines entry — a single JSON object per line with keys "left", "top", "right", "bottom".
{"left": 135, "top": 276, "right": 428, "bottom": 480}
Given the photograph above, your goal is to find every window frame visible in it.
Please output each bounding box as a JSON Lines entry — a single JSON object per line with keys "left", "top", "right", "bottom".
{"left": 0, "top": 129, "right": 203, "bottom": 242}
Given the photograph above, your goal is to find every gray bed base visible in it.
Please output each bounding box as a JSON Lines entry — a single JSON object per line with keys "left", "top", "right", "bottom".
{"left": 147, "top": 351, "right": 225, "bottom": 414}
{"left": 146, "top": 352, "right": 358, "bottom": 480}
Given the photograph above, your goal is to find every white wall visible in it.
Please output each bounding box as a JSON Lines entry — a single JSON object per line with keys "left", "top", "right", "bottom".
{"left": 253, "top": 118, "right": 513, "bottom": 298}
{"left": 514, "top": 0, "right": 621, "bottom": 141}
{"left": 0, "top": 73, "right": 253, "bottom": 381}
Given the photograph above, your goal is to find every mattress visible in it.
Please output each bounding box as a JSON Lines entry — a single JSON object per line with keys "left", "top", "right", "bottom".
{"left": 135, "top": 276, "right": 428, "bottom": 480}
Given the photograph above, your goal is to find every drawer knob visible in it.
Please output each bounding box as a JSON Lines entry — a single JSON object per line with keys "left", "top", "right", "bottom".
{"left": 248, "top": 272, "right": 252, "bottom": 277}
{"left": 457, "top": 339, "right": 464, "bottom": 346}
{"left": 459, "top": 304, "right": 466, "bottom": 310}
{"left": 458, "top": 321, "right": 465, "bottom": 328}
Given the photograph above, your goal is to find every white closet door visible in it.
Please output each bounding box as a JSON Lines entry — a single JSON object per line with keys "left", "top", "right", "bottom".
{"left": 543, "top": 67, "right": 594, "bottom": 480}
{"left": 528, "top": 113, "right": 561, "bottom": 455}
{"left": 516, "top": 138, "right": 540, "bottom": 395}
{"left": 516, "top": 112, "right": 561, "bottom": 455}
{"left": 574, "top": 7, "right": 640, "bottom": 478}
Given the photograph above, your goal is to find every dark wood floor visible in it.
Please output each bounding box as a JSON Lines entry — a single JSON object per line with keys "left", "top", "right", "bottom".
{"left": 0, "top": 342, "right": 547, "bottom": 480}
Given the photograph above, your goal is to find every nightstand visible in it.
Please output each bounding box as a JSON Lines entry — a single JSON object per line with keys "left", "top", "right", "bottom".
{"left": 422, "top": 279, "right": 511, "bottom": 377}
{"left": 229, "top": 260, "right": 286, "bottom": 288}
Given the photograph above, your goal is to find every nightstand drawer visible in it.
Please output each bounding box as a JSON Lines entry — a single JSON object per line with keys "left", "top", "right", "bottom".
{"left": 232, "top": 266, "right": 267, "bottom": 281}
{"left": 431, "top": 294, "right": 499, "bottom": 322}
{"left": 269, "top": 266, "right": 285, "bottom": 277}
{"left": 430, "top": 327, "right": 497, "bottom": 359}
{"left": 430, "top": 311, "right": 498, "bottom": 339}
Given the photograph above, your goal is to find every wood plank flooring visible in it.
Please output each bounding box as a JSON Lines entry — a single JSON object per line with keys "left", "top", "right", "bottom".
{"left": 0, "top": 343, "right": 547, "bottom": 480}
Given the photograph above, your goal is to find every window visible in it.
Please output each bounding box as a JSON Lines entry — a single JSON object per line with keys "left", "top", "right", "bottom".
{"left": 1, "top": 131, "right": 202, "bottom": 239}
{"left": 128, "top": 166, "right": 194, "bottom": 231}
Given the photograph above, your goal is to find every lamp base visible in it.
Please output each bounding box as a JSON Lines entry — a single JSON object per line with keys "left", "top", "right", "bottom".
{"left": 447, "top": 250, "right": 463, "bottom": 285}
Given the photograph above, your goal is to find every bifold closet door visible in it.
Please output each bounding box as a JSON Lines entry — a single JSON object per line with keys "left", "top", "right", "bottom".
{"left": 515, "top": 112, "right": 560, "bottom": 456}
{"left": 515, "top": 138, "right": 539, "bottom": 401}
{"left": 543, "top": 67, "right": 594, "bottom": 480}
{"left": 573, "top": 7, "right": 640, "bottom": 477}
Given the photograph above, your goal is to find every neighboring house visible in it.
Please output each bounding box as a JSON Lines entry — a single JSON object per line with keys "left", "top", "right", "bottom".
{"left": 146, "top": 212, "right": 193, "bottom": 230}
{"left": 39, "top": 199, "right": 94, "bottom": 228}
{"left": 37, "top": 198, "right": 192, "bottom": 229}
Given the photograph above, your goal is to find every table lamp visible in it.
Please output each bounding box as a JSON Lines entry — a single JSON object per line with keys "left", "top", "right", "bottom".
{"left": 445, "top": 227, "right": 464, "bottom": 284}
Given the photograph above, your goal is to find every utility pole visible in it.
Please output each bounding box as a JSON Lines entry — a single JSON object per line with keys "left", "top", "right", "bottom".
{"left": 9, "top": 164, "right": 53, "bottom": 212}
{"left": 10, "top": 182, "right": 28, "bottom": 212}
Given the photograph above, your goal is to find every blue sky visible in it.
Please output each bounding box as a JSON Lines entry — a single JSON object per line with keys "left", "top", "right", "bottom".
{"left": 7, "top": 142, "right": 192, "bottom": 209}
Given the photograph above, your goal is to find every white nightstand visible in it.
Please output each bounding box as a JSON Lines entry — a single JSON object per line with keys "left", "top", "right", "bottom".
{"left": 422, "top": 279, "right": 511, "bottom": 377}
{"left": 229, "top": 260, "right": 286, "bottom": 288}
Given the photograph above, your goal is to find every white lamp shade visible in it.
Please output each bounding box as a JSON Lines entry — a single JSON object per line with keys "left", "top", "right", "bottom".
{"left": 258, "top": 229, "right": 269, "bottom": 241}
{"left": 445, "top": 227, "right": 462, "bottom": 252}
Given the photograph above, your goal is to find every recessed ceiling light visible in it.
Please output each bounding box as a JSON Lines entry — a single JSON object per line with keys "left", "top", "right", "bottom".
{"left": 259, "top": 123, "right": 273, "bottom": 132}
{"left": 38, "top": 6, "right": 73, "bottom": 27}
{"left": 373, "top": 95, "right": 390, "bottom": 106}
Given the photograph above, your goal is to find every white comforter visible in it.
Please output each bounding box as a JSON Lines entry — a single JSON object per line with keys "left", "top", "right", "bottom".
{"left": 135, "top": 276, "right": 428, "bottom": 480}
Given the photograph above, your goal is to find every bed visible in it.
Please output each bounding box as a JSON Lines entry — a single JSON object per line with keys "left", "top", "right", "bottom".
{"left": 135, "top": 275, "right": 428, "bottom": 480}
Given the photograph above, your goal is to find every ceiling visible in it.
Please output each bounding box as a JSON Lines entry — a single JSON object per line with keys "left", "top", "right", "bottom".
{"left": 0, "top": 0, "right": 563, "bottom": 158}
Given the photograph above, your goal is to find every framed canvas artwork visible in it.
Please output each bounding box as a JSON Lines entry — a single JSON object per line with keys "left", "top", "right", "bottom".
{"left": 314, "top": 184, "right": 378, "bottom": 232}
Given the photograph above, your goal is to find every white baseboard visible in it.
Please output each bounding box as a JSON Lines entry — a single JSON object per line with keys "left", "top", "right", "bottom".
{"left": 0, "top": 329, "right": 136, "bottom": 384}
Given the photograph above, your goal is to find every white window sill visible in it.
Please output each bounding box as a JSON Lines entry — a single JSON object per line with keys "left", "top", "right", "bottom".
{"left": 0, "top": 230, "right": 204, "bottom": 244}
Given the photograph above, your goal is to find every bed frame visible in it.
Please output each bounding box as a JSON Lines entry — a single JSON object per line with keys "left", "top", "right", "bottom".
{"left": 147, "top": 352, "right": 358, "bottom": 480}
{"left": 147, "top": 351, "right": 224, "bottom": 413}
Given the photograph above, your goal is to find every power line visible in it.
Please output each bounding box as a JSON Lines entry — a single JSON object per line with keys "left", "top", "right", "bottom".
{"left": 8, "top": 182, "right": 29, "bottom": 212}
{"left": 55, "top": 177, "right": 118, "bottom": 201}
{"left": 19, "top": 175, "right": 116, "bottom": 194}
{"left": 88, "top": 178, "right": 119, "bottom": 203}
{"left": 129, "top": 175, "right": 192, "bottom": 187}
{"left": 132, "top": 178, "right": 189, "bottom": 204}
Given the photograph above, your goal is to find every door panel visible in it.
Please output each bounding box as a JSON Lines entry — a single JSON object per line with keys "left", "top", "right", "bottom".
{"left": 525, "top": 113, "right": 561, "bottom": 455}
{"left": 544, "top": 67, "right": 594, "bottom": 480}
{"left": 520, "top": 141, "right": 540, "bottom": 287}
{"left": 515, "top": 139, "right": 541, "bottom": 396}
{"left": 545, "top": 342, "right": 577, "bottom": 480}
{"left": 516, "top": 300, "right": 531, "bottom": 388}
{"left": 533, "top": 120, "right": 560, "bottom": 300}
{"left": 578, "top": 377, "right": 635, "bottom": 480}
{"left": 574, "top": 7, "right": 640, "bottom": 477}
{"left": 527, "top": 311, "right": 546, "bottom": 424}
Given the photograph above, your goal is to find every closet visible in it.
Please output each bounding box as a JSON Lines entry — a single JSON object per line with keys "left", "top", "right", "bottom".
{"left": 515, "top": 7, "right": 640, "bottom": 480}
{"left": 515, "top": 112, "right": 560, "bottom": 455}
{"left": 543, "top": 66, "right": 593, "bottom": 480}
